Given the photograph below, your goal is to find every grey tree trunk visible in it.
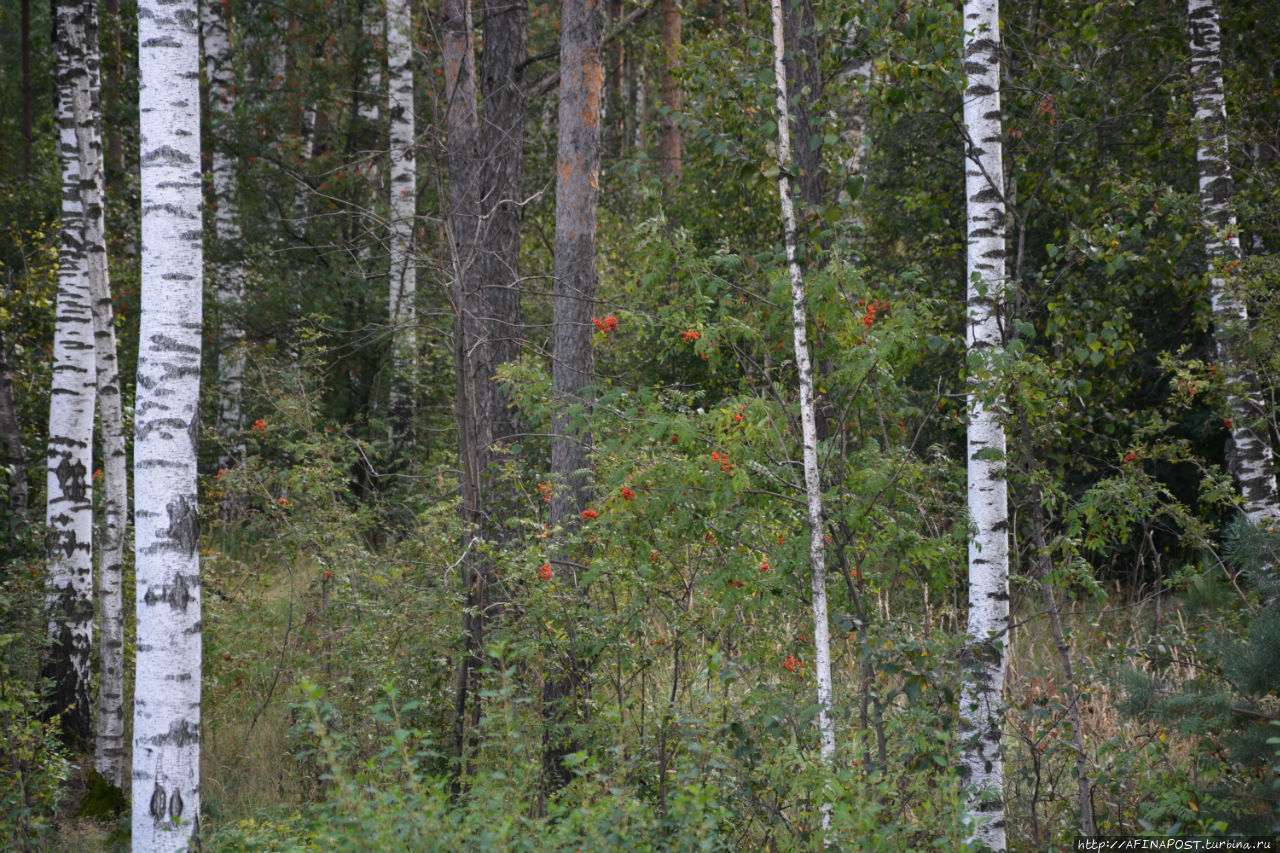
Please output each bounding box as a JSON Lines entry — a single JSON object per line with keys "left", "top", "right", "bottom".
{"left": 1187, "top": 0, "right": 1280, "bottom": 524}
{"left": 443, "top": 0, "right": 487, "bottom": 784}
{"left": 66, "top": 0, "right": 128, "bottom": 787}
{"left": 131, "top": 0, "right": 204, "bottom": 846}
{"left": 770, "top": 0, "right": 836, "bottom": 837}
{"left": 387, "top": 0, "right": 417, "bottom": 454}
{"left": 44, "top": 0, "right": 98, "bottom": 749}
{"left": 543, "top": 0, "right": 604, "bottom": 797}
{"left": 959, "top": 0, "right": 1011, "bottom": 848}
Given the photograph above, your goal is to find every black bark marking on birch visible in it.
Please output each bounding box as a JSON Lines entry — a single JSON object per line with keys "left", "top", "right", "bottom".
{"left": 46, "top": 527, "right": 78, "bottom": 559}
{"left": 55, "top": 455, "right": 89, "bottom": 502}
{"left": 149, "top": 783, "right": 167, "bottom": 822}
{"left": 142, "top": 145, "right": 192, "bottom": 167}
{"left": 150, "top": 718, "right": 199, "bottom": 747}
{"left": 187, "top": 411, "right": 199, "bottom": 451}
{"left": 164, "top": 495, "right": 199, "bottom": 557}
{"left": 168, "top": 788, "right": 184, "bottom": 820}
{"left": 150, "top": 333, "right": 201, "bottom": 354}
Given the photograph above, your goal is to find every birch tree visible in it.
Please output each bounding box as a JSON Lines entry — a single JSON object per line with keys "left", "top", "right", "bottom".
{"left": 65, "top": 0, "right": 128, "bottom": 786}
{"left": 769, "top": 0, "right": 835, "bottom": 836}
{"left": 387, "top": 0, "right": 416, "bottom": 453}
{"left": 132, "top": 0, "right": 204, "bottom": 846}
{"left": 1187, "top": 0, "right": 1280, "bottom": 524}
{"left": 202, "top": 0, "right": 246, "bottom": 470}
{"left": 958, "top": 0, "right": 1011, "bottom": 848}
{"left": 43, "top": 0, "right": 98, "bottom": 748}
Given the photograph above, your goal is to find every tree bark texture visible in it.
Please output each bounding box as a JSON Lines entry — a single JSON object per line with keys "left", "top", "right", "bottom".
{"left": 478, "top": 0, "right": 526, "bottom": 451}
{"left": 770, "top": 0, "right": 835, "bottom": 837}
{"left": 549, "top": 0, "right": 603, "bottom": 528}
{"left": 544, "top": 0, "right": 604, "bottom": 797}
{"left": 44, "top": 0, "right": 98, "bottom": 749}
{"left": 1187, "top": 0, "right": 1280, "bottom": 524}
{"left": 132, "top": 0, "right": 204, "bottom": 846}
{"left": 783, "top": 0, "right": 823, "bottom": 208}
{"left": 202, "top": 0, "right": 246, "bottom": 471}
{"left": 387, "top": 0, "right": 417, "bottom": 453}
{"left": 66, "top": 0, "right": 128, "bottom": 787}
{"left": 658, "top": 0, "right": 681, "bottom": 188}
{"left": 959, "top": 1, "right": 1010, "bottom": 849}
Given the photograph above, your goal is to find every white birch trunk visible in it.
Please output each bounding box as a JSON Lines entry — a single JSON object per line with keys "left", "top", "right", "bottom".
{"left": 360, "top": 0, "right": 382, "bottom": 126}
{"left": 769, "top": 0, "right": 836, "bottom": 837}
{"left": 201, "top": 0, "right": 245, "bottom": 470}
{"left": 959, "top": 1, "right": 1010, "bottom": 849}
{"left": 45, "top": 0, "right": 98, "bottom": 747}
{"left": 65, "top": 0, "right": 128, "bottom": 785}
{"left": 387, "top": 0, "right": 416, "bottom": 448}
{"left": 1187, "top": 0, "right": 1280, "bottom": 524}
{"left": 132, "top": 0, "right": 204, "bottom": 847}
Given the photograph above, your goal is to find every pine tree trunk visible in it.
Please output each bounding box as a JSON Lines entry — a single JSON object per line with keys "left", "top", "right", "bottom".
{"left": 658, "top": 0, "right": 681, "bottom": 188}
{"left": 479, "top": 0, "right": 526, "bottom": 449}
{"left": 387, "top": 0, "right": 417, "bottom": 454}
{"left": 202, "top": 0, "right": 246, "bottom": 471}
{"left": 44, "top": 0, "right": 98, "bottom": 749}
{"left": 132, "top": 0, "right": 204, "bottom": 846}
{"left": 549, "top": 0, "right": 603, "bottom": 531}
{"left": 543, "top": 0, "right": 604, "bottom": 797}
{"left": 1187, "top": 0, "right": 1280, "bottom": 524}
{"left": 769, "top": 0, "right": 835, "bottom": 837}
{"left": 66, "top": 0, "right": 128, "bottom": 787}
{"left": 959, "top": 1, "right": 1010, "bottom": 848}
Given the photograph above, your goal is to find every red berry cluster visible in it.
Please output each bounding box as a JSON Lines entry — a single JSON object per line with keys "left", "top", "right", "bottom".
{"left": 859, "top": 298, "right": 890, "bottom": 330}
{"left": 581, "top": 509, "right": 599, "bottom": 520}
{"left": 621, "top": 486, "right": 635, "bottom": 501}
{"left": 681, "top": 329, "right": 701, "bottom": 343}
{"left": 592, "top": 314, "right": 619, "bottom": 332}
{"left": 783, "top": 654, "right": 803, "bottom": 672}
{"left": 538, "top": 563, "right": 553, "bottom": 579}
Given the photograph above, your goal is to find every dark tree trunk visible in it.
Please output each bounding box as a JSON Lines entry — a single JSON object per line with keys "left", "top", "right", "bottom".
{"left": 783, "top": 0, "right": 823, "bottom": 208}
{"left": 658, "top": 0, "right": 681, "bottom": 188}
{"left": 443, "top": 0, "right": 487, "bottom": 791}
{"left": 479, "top": 0, "right": 526, "bottom": 450}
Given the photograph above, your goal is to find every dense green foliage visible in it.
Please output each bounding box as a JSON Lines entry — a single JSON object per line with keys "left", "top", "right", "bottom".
{"left": 0, "top": 0, "right": 1278, "bottom": 849}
